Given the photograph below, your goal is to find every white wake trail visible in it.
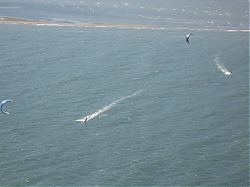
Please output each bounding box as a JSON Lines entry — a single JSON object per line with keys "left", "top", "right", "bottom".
{"left": 214, "top": 57, "right": 232, "bottom": 76}
{"left": 76, "top": 89, "right": 143, "bottom": 124}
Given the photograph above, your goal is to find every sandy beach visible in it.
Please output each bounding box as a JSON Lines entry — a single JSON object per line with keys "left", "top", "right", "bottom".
{"left": 0, "top": 16, "right": 153, "bottom": 30}
{"left": 0, "top": 16, "right": 249, "bottom": 32}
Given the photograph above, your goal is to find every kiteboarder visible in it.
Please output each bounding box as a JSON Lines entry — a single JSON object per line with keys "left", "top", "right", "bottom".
{"left": 83, "top": 117, "right": 88, "bottom": 124}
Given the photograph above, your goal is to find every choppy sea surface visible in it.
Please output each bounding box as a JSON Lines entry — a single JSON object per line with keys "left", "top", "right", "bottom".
{"left": 0, "top": 0, "right": 249, "bottom": 186}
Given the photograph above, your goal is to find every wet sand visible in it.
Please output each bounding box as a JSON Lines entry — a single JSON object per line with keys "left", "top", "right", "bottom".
{"left": 0, "top": 16, "right": 249, "bottom": 32}
{"left": 0, "top": 16, "right": 153, "bottom": 30}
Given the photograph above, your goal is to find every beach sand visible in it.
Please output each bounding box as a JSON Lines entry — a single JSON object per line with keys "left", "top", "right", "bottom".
{"left": 0, "top": 16, "right": 249, "bottom": 32}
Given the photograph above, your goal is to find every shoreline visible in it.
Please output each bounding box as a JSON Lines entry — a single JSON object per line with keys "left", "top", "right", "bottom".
{"left": 0, "top": 16, "right": 249, "bottom": 32}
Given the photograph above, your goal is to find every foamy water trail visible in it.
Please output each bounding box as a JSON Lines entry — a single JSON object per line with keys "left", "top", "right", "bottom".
{"left": 214, "top": 57, "right": 232, "bottom": 76}
{"left": 76, "top": 89, "right": 143, "bottom": 124}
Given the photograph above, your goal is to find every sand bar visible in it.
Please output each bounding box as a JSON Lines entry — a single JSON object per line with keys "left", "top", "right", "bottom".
{"left": 0, "top": 16, "right": 249, "bottom": 32}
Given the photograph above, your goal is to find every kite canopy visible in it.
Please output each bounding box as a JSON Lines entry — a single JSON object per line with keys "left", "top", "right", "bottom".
{"left": 0, "top": 100, "right": 12, "bottom": 115}
{"left": 186, "top": 33, "right": 193, "bottom": 45}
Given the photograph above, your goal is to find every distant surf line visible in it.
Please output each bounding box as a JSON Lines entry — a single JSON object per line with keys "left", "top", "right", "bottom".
{"left": 0, "top": 17, "right": 249, "bottom": 32}
{"left": 76, "top": 89, "right": 143, "bottom": 125}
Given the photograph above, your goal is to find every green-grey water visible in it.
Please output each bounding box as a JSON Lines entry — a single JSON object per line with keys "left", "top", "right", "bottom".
{"left": 0, "top": 24, "right": 248, "bottom": 186}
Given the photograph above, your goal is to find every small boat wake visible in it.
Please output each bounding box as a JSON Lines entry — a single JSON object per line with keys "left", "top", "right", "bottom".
{"left": 76, "top": 89, "right": 143, "bottom": 125}
{"left": 214, "top": 56, "right": 232, "bottom": 76}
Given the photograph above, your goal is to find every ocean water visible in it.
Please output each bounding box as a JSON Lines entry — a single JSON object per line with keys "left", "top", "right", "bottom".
{"left": 0, "top": 0, "right": 249, "bottom": 186}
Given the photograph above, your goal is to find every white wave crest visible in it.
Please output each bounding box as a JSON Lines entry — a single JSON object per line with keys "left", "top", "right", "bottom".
{"left": 0, "top": 6, "right": 22, "bottom": 9}
{"left": 214, "top": 57, "right": 232, "bottom": 76}
{"left": 76, "top": 89, "right": 143, "bottom": 124}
